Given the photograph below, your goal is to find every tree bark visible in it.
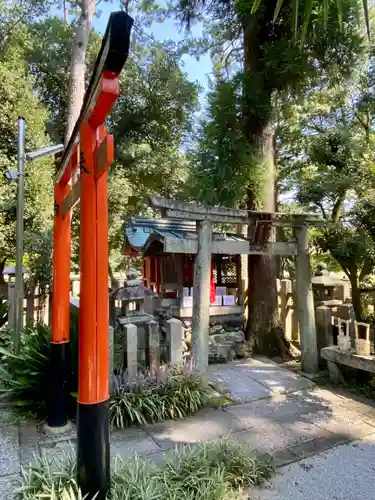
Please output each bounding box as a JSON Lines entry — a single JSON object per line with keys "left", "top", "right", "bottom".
{"left": 246, "top": 127, "right": 279, "bottom": 353}
{"left": 241, "top": 10, "right": 297, "bottom": 359}
{"left": 349, "top": 273, "right": 362, "bottom": 321}
{"left": 64, "top": 0, "right": 96, "bottom": 147}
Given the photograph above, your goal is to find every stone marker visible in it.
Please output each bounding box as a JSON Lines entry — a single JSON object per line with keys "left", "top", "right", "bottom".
{"left": 166, "top": 318, "right": 183, "bottom": 366}
{"left": 280, "top": 279, "right": 293, "bottom": 340}
{"left": 315, "top": 305, "right": 333, "bottom": 364}
{"left": 124, "top": 323, "right": 137, "bottom": 380}
{"left": 148, "top": 320, "right": 160, "bottom": 373}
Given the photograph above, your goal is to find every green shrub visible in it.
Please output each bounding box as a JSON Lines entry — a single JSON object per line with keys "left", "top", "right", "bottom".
{"left": 16, "top": 439, "right": 274, "bottom": 500}
{"left": 0, "top": 322, "right": 79, "bottom": 416}
{"left": 0, "top": 322, "right": 206, "bottom": 427}
{"left": 0, "top": 327, "right": 13, "bottom": 354}
{"left": 0, "top": 296, "right": 8, "bottom": 328}
{"left": 0, "top": 324, "right": 51, "bottom": 414}
{"left": 109, "top": 365, "right": 206, "bottom": 429}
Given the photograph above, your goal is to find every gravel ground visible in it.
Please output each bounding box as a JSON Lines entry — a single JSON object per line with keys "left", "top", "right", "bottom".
{"left": 251, "top": 432, "right": 375, "bottom": 500}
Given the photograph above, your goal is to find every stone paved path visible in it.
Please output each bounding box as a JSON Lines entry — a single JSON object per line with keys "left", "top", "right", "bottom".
{"left": 1, "top": 357, "right": 375, "bottom": 499}
{"left": 250, "top": 434, "right": 375, "bottom": 500}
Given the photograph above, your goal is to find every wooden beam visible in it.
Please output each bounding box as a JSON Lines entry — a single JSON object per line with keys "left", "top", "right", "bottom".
{"left": 95, "top": 134, "right": 114, "bottom": 180}
{"left": 162, "top": 209, "right": 325, "bottom": 227}
{"left": 163, "top": 238, "right": 298, "bottom": 256}
{"left": 149, "top": 196, "right": 324, "bottom": 226}
{"left": 60, "top": 180, "right": 81, "bottom": 217}
{"left": 163, "top": 209, "right": 247, "bottom": 224}
{"left": 150, "top": 196, "right": 248, "bottom": 219}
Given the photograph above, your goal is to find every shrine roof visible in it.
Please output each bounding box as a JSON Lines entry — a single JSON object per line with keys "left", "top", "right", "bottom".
{"left": 124, "top": 217, "right": 247, "bottom": 255}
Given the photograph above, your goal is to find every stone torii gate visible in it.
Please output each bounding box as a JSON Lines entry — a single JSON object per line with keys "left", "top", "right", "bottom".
{"left": 149, "top": 196, "right": 324, "bottom": 376}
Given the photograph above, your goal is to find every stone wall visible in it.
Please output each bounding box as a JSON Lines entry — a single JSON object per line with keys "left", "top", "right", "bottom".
{"left": 154, "top": 307, "right": 247, "bottom": 364}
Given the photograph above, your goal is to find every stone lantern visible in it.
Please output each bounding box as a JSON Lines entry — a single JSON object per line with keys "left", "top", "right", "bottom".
{"left": 312, "top": 263, "right": 346, "bottom": 306}
{"left": 113, "top": 268, "right": 157, "bottom": 368}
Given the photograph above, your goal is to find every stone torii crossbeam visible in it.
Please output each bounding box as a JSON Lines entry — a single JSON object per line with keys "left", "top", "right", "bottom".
{"left": 149, "top": 195, "right": 325, "bottom": 376}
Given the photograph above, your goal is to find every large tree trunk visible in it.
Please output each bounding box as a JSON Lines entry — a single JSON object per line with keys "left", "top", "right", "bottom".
{"left": 246, "top": 125, "right": 280, "bottom": 354}
{"left": 64, "top": 0, "right": 96, "bottom": 146}
{"left": 242, "top": 14, "right": 297, "bottom": 359}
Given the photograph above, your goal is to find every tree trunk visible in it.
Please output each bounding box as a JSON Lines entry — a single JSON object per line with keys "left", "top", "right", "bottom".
{"left": 64, "top": 0, "right": 96, "bottom": 147}
{"left": 246, "top": 128, "right": 280, "bottom": 354}
{"left": 350, "top": 274, "right": 362, "bottom": 321}
{"left": 242, "top": 14, "right": 297, "bottom": 359}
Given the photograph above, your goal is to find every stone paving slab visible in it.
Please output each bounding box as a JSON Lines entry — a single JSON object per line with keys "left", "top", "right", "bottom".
{"left": 0, "top": 408, "right": 21, "bottom": 427}
{"left": 208, "top": 359, "right": 314, "bottom": 403}
{"left": 39, "top": 440, "right": 76, "bottom": 461}
{"left": 233, "top": 360, "right": 314, "bottom": 393}
{"left": 208, "top": 365, "right": 272, "bottom": 403}
{"left": 146, "top": 407, "right": 247, "bottom": 450}
{"left": 225, "top": 392, "right": 327, "bottom": 425}
{"left": 3, "top": 358, "right": 375, "bottom": 499}
{"left": 111, "top": 427, "right": 160, "bottom": 458}
{"left": 19, "top": 420, "right": 38, "bottom": 469}
{"left": 0, "top": 426, "right": 19, "bottom": 477}
{"left": 229, "top": 419, "right": 332, "bottom": 457}
{"left": 0, "top": 474, "right": 20, "bottom": 500}
{"left": 250, "top": 432, "right": 375, "bottom": 500}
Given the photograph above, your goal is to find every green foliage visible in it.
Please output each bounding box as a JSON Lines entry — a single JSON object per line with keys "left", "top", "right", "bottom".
{"left": 17, "top": 439, "right": 274, "bottom": 500}
{"left": 176, "top": 0, "right": 364, "bottom": 214}
{"left": 18, "top": 450, "right": 80, "bottom": 500}
{"left": 24, "top": 18, "right": 102, "bottom": 140}
{"left": 0, "top": 324, "right": 50, "bottom": 414}
{"left": 0, "top": 322, "right": 79, "bottom": 416}
{"left": 0, "top": 322, "right": 204, "bottom": 427}
{"left": 110, "top": 366, "right": 206, "bottom": 429}
{"left": 188, "top": 78, "right": 262, "bottom": 207}
{"left": 316, "top": 224, "right": 375, "bottom": 279}
{"left": 0, "top": 9, "right": 55, "bottom": 284}
{"left": 0, "top": 296, "right": 8, "bottom": 329}
{"left": 0, "top": 326, "right": 12, "bottom": 353}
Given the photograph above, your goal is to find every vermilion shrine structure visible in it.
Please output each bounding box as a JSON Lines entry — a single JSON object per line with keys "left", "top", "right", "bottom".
{"left": 49, "top": 11, "right": 133, "bottom": 499}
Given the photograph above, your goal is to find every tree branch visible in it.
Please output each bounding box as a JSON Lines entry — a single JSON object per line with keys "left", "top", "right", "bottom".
{"left": 331, "top": 190, "right": 346, "bottom": 223}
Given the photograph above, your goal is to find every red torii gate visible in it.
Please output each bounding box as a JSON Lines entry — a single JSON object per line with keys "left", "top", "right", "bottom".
{"left": 48, "top": 12, "right": 133, "bottom": 499}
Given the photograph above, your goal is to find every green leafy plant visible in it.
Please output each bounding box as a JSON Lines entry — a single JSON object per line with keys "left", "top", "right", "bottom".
{"left": 0, "top": 327, "right": 13, "bottom": 354}
{"left": 0, "top": 296, "right": 8, "bottom": 328}
{"left": 16, "top": 448, "right": 93, "bottom": 499}
{"left": 109, "top": 364, "right": 206, "bottom": 429}
{"left": 0, "top": 324, "right": 50, "bottom": 414}
{"left": 17, "top": 439, "right": 274, "bottom": 500}
{"left": 0, "top": 321, "right": 79, "bottom": 416}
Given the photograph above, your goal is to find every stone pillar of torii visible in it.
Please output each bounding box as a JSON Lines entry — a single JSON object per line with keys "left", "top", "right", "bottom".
{"left": 149, "top": 195, "right": 325, "bottom": 377}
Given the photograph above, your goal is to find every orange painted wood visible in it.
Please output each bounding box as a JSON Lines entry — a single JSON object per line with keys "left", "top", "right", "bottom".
{"left": 78, "top": 120, "right": 98, "bottom": 404}
{"left": 51, "top": 180, "right": 71, "bottom": 344}
{"left": 95, "top": 125, "right": 110, "bottom": 402}
{"left": 88, "top": 76, "right": 120, "bottom": 130}
{"left": 95, "top": 134, "right": 114, "bottom": 180}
